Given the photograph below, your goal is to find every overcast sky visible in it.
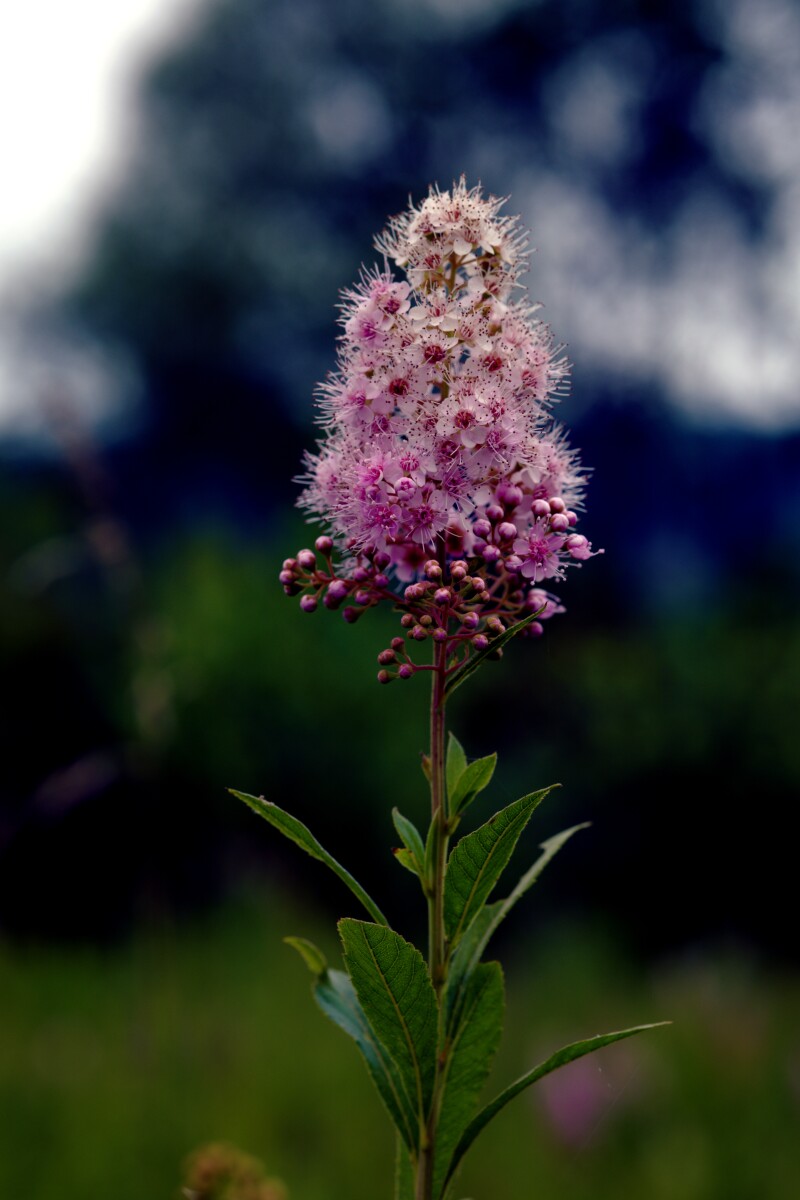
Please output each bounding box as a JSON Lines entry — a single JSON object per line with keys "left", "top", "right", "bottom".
{"left": 0, "top": 1, "right": 201, "bottom": 285}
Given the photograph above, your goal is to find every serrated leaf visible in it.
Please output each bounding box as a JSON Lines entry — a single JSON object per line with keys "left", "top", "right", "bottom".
{"left": 340, "top": 919, "right": 438, "bottom": 1131}
{"left": 314, "top": 966, "right": 418, "bottom": 1150}
{"left": 445, "top": 823, "right": 589, "bottom": 1031}
{"left": 433, "top": 962, "right": 504, "bottom": 1200}
{"left": 444, "top": 1022, "right": 671, "bottom": 1189}
{"left": 443, "top": 787, "right": 555, "bottom": 946}
{"left": 448, "top": 753, "right": 497, "bottom": 818}
{"left": 229, "top": 790, "right": 389, "bottom": 927}
{"left": 392, "top": 808, "right": 425, "bottom": 869}
{"left": 395, "top": 1134, "right": 415, "bottom": 1200}
{"left": 444, "top": 608, "right": 544, "bottom": 699}
{"left": 394, "top": 847, "right": 420, "bottom": 875}
{"left": 284, "top": 936, "right": 327, "bottom": 976}
{"left": 446, "top": 733, "right": 468, "bottom": 800}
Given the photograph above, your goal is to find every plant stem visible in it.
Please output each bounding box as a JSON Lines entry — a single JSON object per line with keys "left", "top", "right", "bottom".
{"left": 417, "top": 639, "right": 449, "bottom": 1200}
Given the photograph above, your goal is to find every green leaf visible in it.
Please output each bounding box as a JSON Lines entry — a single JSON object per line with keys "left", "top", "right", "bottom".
{"left": 229, "top": 790, "right": 389, "bottom": 927}
{"left": 445, "top": 822, "right": 589, "bottom": 1030}
{"left": 284, "top": 936, "right": 327, "bottom": 976}
{"left": 445, "top": 1022, "right": 671, "bottom": 1189}
{"left": 339, "top": 919, "right": 438, "bottom": 1132}
{"left": 448, "top": 753, "right": 497, "bottom": 818}
{"left": 392, "top": 808, "right": 425, "bottom": 870}
{"left": 443, "top": 787, "right": 556, "bottom": 946}
{"left": 445, "top": 733, "right": 468, "bottom": 800}
{"left": 433, "top": 963, "right": 504, "bottom": 1200}
{"left": 395, "top": 1134, "right": 415, "bottom": 1200}
{"left": 444, "top": 608, "right": 544, "bottom": 699}
{"left": 314, "top": 966, "right": 418, "bottom": 1151}
{"left": 504, "top": 822, "right": 591, "bottom": 912}
{"left": 394, "top": 848, "right": 420, "bottom": 875}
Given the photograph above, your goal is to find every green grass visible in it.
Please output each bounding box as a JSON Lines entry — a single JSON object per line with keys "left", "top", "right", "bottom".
{"left": 1, "top": 893, "right": 797, "bottom": 1200}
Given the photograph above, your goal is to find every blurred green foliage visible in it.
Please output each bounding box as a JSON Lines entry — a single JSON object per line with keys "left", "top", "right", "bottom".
{"left": 0, "top": 890, "right": 797, "bottom": 1200}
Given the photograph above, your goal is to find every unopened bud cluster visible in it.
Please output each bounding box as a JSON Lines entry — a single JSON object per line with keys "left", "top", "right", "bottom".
{"left": 282, "top": 180, "right": 601, "bottom": 681}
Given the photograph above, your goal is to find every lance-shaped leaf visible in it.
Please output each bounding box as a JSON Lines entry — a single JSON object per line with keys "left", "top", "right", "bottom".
{"left": 392, "top": 808, "right": 425, "bottom": 874}
{"left": 285, "top": 937, "right": 418, "bottom": 1151}
{"left": 445, "top": 733, "right": 467, "bottom": 800}
{"left": 340, "top": 919, "right": 439, "bottom": 1124}
{"left": 448, "top": 753, "right": 497, "bottom": 820}
{"left": 443, "top": 786, "right": 556, "bottom": 946}
{"left": 432, "top": 962, "right": 504, "bottom": 1200}
{"left": 444, "top": 1022, "right": 671, "bottom": 1190}
{"left": 445, "top": 823, "right": 589, "bottom": 1030}
{"left": 393, "top": 848, "right": 420, "bottom": 876}
{"left": 230, "top": 790, "right": 389, "bottom": 927}
{"left": 444, "top": 608, "right": 544, "bottom": 699}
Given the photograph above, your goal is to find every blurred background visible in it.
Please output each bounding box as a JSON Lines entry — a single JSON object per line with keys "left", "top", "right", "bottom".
{"left": 1, "top": 0, "right": 798, "bottom": 1197}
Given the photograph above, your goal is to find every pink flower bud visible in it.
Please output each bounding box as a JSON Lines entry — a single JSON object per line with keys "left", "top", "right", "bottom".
{"left": 374, "top": 573, "right": 389, "bottom": 588}
{"left": 565, "top": 534, "right": 590, "bottom": 559}
{"left": 450, "top": 565, "right": 467, "bottom": 581}
{"left": 327, "top": 579, "right": 349, "bottom": 601}
{"left": 473, "top": 634, "right": 489, "bottom": 651}
{"left": 482, "top": 545, "right": 501, "bottom": 563}
{"left": 374, "top": 551, "right": 391, "bottom": 569}
{"left": 342, "top": 606, "right": 361, "bottom": 623}
{"left": 486, "top": 504, "right": 504, "bottom": 522}
{"left": 297, "top": 549, "right": 316, "bottom": 570}
{"left": 470, "top": 577, "right": 486, "bottom": 592}
{"left": 497, "top": 483, "right": 523, "bottom": 507}
{"left": 279, "top": 570, "right": 296, "bottom": 586}
{"left": 550, "top": 513, "right": 569, "bottom": 533}
{"left": 315, "top": 535, "right": 333, "bottom": 554}
{"left": 377, "top": 649, "right": 396, "bottom": 665}
{"left": 282, "top": 558, "right": 298, "bottom": 571}
{"left": 434, "top": 588, "right": 451, "bottom": 605}
{"left": 411, "top": 625, "right": 427, "bottom": 641}
{"left": 532, "top": 499, "right": 551, "bottom": 518}
{"left": 391, "top": 637, "right": 405, "bottom": 650}
{"left": 424, "top": 560, "right": 442, "bottom": 579}
{"left": 567, "top": 510, "right": 578, "bottom": 526}
{"left": 549, "top": 496, "right": 566, "bottom": 513}
{"left": 400, "top": 613, "right": 414, "bottom": 628}
{"left": 377, "top": 669, "right": 391, "bottom": 684}
{"left": 504, "top": 554, "right": 522, "bottom": 573}
{"left": 473, "top": 518, "right": 492, "bottom": 539}
{"left": 432, "top": 627, "right": 447, "bottom": 642}
{"left": 497, "top": 521, "right": 517, "bottom": 541}
{"left": 397, "top": 663, "right": 413, "bottom": 679}
{"left": 528, "top": 621, "right": 544, "bottom": 637}
{"left": 300, "top": 595, "right": 318, "bottom": 613}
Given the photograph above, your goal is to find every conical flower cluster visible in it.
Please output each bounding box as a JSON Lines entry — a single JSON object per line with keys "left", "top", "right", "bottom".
{"left": 281, "top": 180, "right": 600, "bottom": 680}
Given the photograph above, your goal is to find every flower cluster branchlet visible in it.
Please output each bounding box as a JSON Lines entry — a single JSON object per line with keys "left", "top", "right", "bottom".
{"left": 280, "top": 179, "right": 601, "bottom": 681}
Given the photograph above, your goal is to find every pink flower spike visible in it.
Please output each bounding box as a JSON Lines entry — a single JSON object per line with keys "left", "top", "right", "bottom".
{"left": 286, "top": 179, "right": 601, "bottom": 662}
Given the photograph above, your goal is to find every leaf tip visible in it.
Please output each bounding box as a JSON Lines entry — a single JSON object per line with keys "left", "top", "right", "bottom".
{"left": 284, "top": 936, "right": 328, "bottom": 976}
